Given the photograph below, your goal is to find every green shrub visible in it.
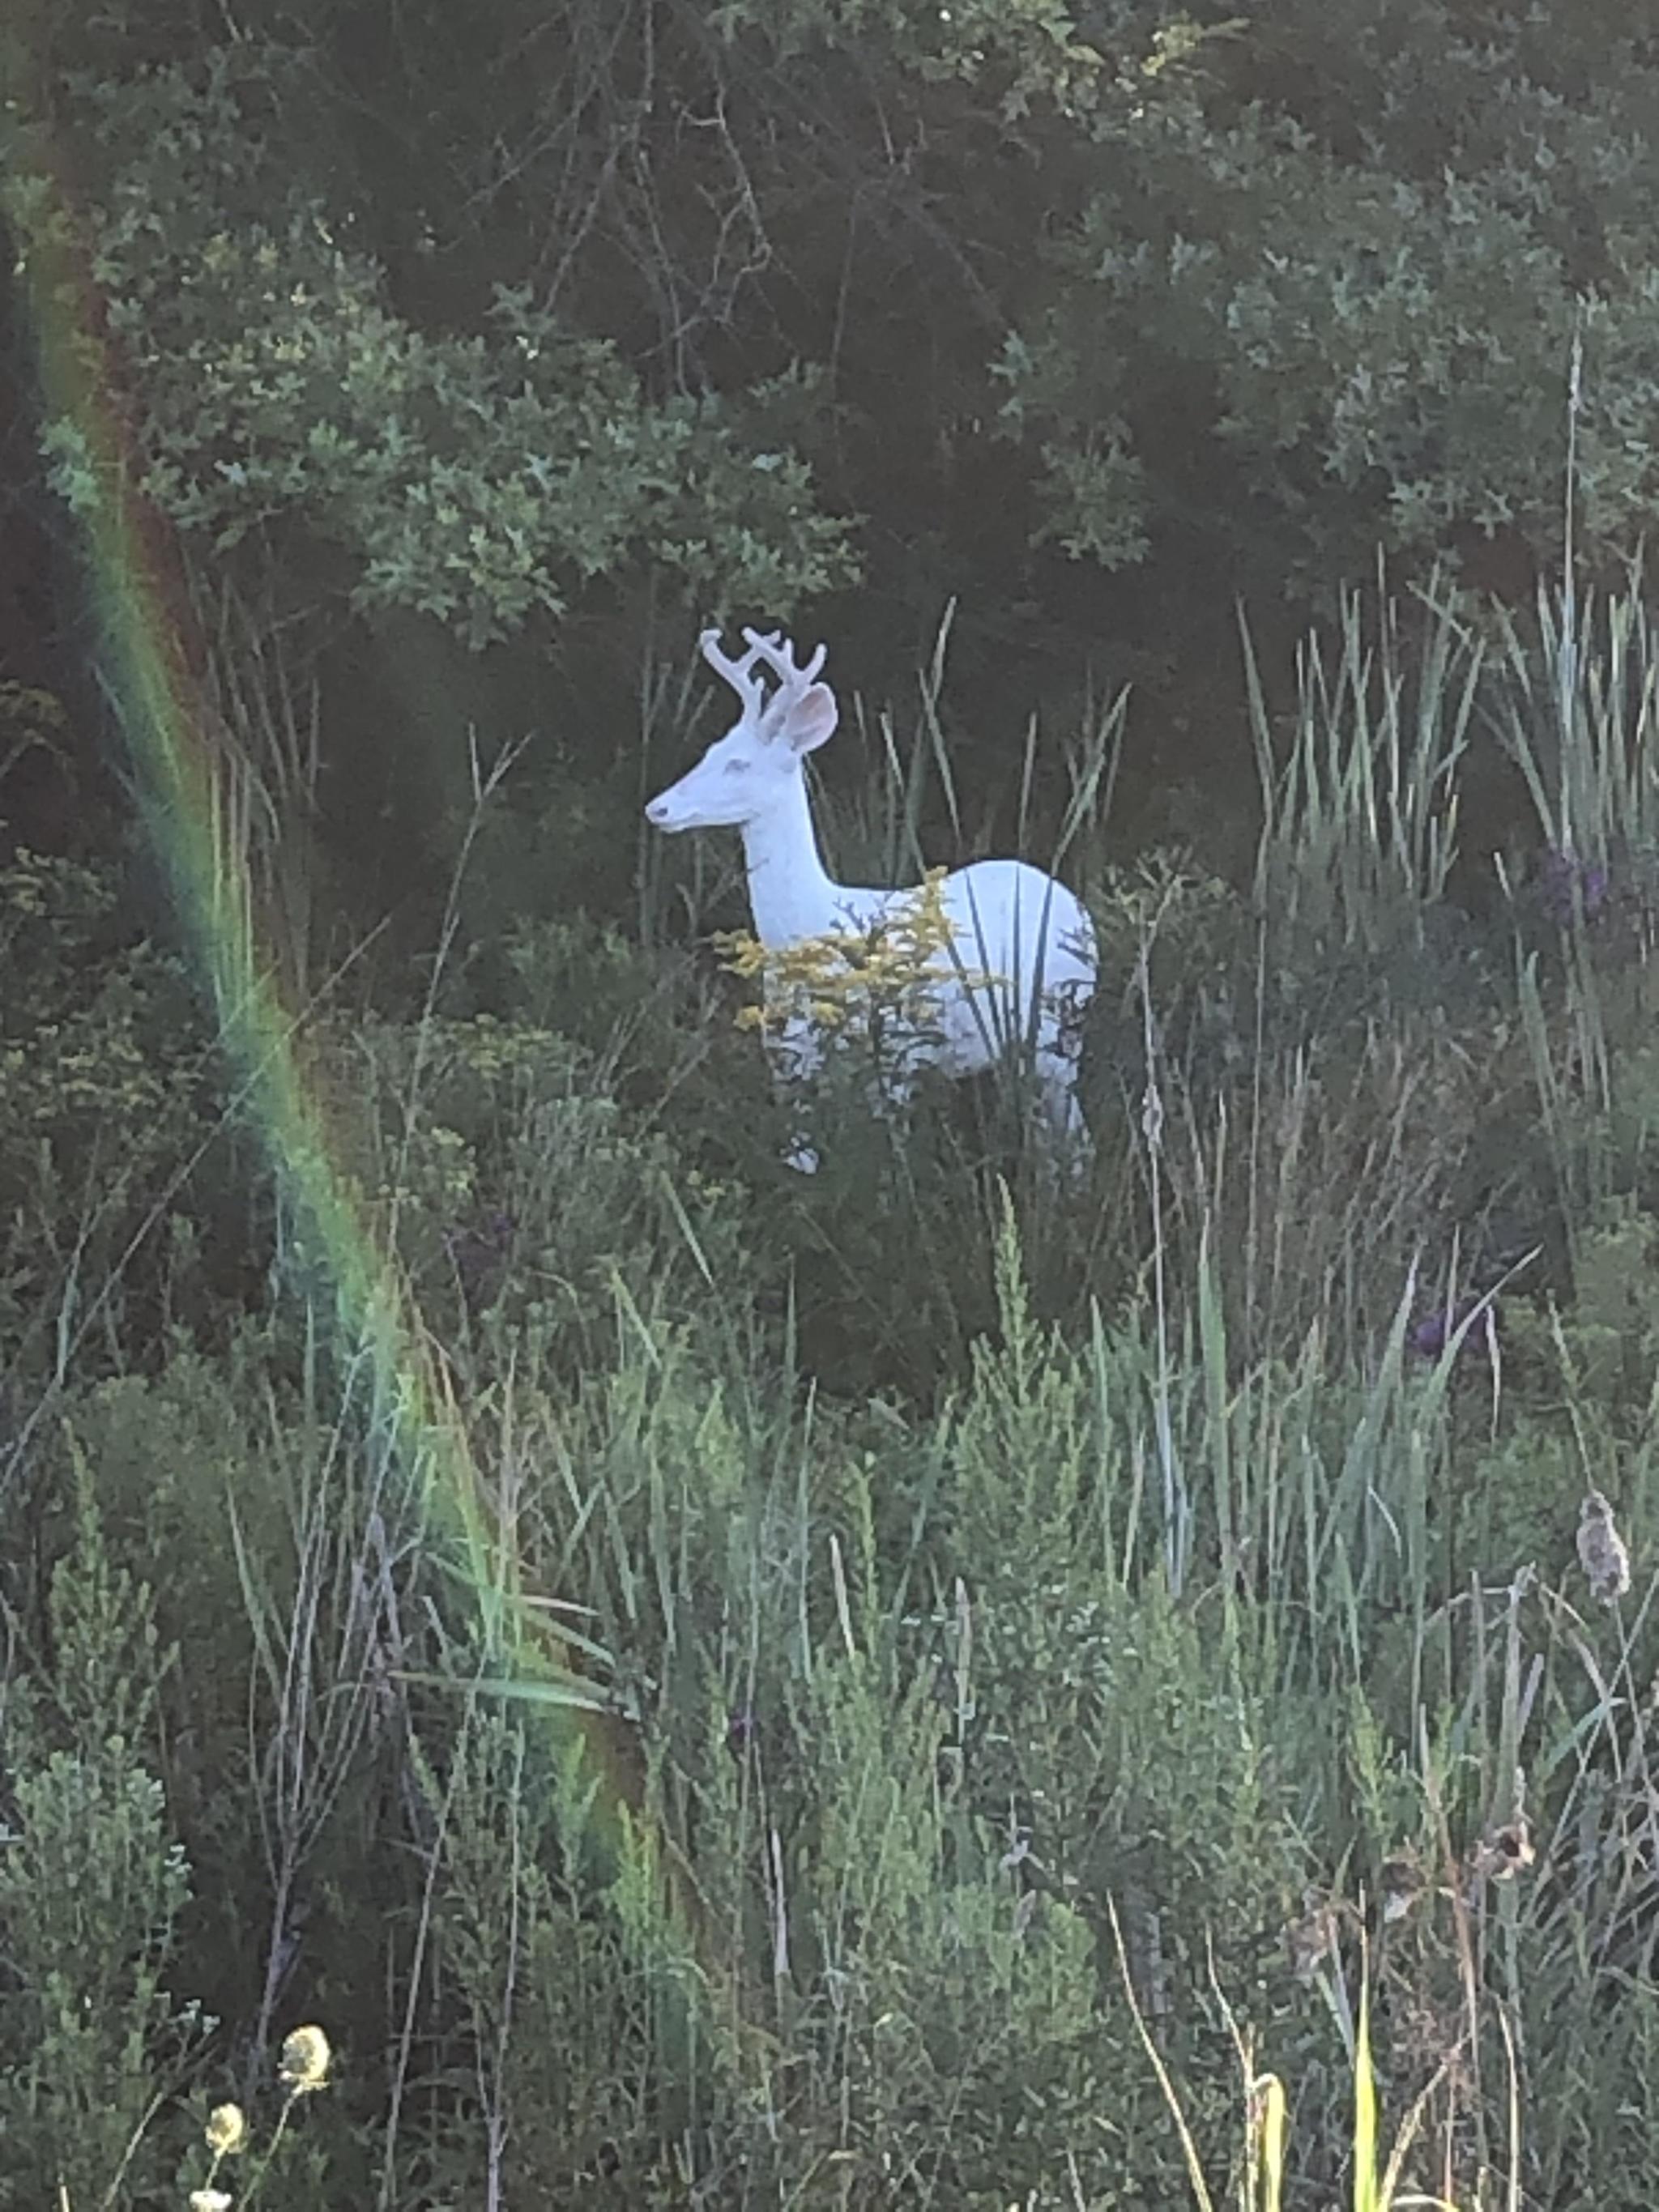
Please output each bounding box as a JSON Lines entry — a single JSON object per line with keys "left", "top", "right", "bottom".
{"left": 0, "top": 1473, "right": 207, "bottom": 2209}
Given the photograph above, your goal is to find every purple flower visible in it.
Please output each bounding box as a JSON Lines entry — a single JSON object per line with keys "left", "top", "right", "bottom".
{"left": 1538, "top": 847, "right": 1610, "bottom": 925}
{"left": 441, "top": 1208, "right": 517, "bottom": 1298}
{"left": 726, "top": 1706, "right": 759, "bottom": 1757}
{"left": 1410, "top": 1298, "right": 1496, "bottom": 1360}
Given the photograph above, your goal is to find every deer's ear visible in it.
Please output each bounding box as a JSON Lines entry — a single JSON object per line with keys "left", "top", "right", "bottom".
{"left": 782, "top": 681, "right": 838, "bottom": 754}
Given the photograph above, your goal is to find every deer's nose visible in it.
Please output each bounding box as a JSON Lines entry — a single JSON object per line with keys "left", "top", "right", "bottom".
{"left": 645, "top": 797, "right": 671, "bottom": 825}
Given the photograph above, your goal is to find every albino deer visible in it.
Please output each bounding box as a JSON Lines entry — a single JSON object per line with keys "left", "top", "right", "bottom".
{"left": 645, "top": 626, "right": 1096, "bottom": 1170}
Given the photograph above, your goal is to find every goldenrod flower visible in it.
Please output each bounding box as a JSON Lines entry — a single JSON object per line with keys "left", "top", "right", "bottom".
{"left": 203, "top": 2103, "right": 248, "bottom": 2159}
{"left": 715, "top": 867, "right": 1004, "bottom": 1071}
{"left": 279, "top": 2024, "right": 331, "bottom": 2092}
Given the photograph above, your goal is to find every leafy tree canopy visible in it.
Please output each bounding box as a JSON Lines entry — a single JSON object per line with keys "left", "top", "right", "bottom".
{"left": 5, "top": 0, "right": 1659, "bottom": 846}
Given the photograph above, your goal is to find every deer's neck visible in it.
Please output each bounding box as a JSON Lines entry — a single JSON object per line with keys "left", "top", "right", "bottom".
{"left": 740, "top": 778, "right": 847, "bottom": 946}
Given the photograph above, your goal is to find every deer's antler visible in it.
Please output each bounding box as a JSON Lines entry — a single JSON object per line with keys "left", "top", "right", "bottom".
{"left": 698, "top": 627, "right": 774, "bottom": 722}
{"left": 743, "top": 629, "right": 826, "bottom": 696}
{"left": 702, "top": 626, "right": 823, "bottom": 738}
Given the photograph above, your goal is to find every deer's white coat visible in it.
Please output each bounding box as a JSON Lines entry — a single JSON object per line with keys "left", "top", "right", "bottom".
{"left": 645, "top": 628, "right": 1095, "bottom": 1167}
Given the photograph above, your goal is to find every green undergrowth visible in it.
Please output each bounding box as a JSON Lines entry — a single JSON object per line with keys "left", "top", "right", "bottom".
{"left": 5, "top": 580, "right": 1659, "bottom": 2207}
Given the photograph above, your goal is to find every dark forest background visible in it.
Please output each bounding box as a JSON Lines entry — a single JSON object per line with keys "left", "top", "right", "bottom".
{"left": 6, "top": 0, "right": 1657, "bottom": 915}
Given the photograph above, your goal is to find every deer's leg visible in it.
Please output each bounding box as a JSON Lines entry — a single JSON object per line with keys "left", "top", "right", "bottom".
{"left": 770, "top": 1017, "right": 823, "bottom": 1174}
{"left": 1035, "top": 1045, "right": 1091, "bottom": 1164}
{"left": 866, "top": 1062, "right": 917, "bottom": 1126}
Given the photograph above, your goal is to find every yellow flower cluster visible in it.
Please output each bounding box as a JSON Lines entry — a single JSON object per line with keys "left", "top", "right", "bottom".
{"left": 717, "top": 870, "right": 998, "bottom": 1048}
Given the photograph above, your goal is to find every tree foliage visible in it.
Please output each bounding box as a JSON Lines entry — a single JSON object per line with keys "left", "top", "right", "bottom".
{"left": 999, "top": 2, "right": 1659, "bottom": 599}
{"left": 16, "top": 47, "right": 855, "bottom": 648}
{"left": 7, "top": 1, "right": 1659, "bottom": 867}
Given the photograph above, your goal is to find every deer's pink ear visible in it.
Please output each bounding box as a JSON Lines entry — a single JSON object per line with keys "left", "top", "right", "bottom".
{"left": 782, "top": 681, "right": 838, "bottom": 754}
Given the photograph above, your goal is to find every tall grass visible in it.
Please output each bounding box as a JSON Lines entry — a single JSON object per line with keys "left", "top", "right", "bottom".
{"left": 7, "top": 566, "right": 1659, "bottom": 2206}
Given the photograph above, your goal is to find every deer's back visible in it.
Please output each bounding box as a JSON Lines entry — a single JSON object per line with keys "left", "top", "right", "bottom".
{"left": 941, "top": 859, "right": 1095, "bottom": 984}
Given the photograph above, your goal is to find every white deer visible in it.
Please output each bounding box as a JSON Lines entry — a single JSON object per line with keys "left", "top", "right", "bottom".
{"left": 645, "top": 626, "right": 1096, "bottom": 1170}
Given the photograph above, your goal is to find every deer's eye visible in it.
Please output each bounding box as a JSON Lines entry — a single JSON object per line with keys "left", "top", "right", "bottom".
{"left": 723, "top": 758, "right": 749, "bottom": 775}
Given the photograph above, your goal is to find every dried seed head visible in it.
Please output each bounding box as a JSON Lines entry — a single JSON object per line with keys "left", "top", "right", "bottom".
{"left": 1577, "top": 1490, "right": 1631, "bottom": 1605}
{"left": 203, "top": 2103, "right": 248, "bottom": 2157}
{"left": 279, "top": 2023, "right": 331, "bottom": 2093}
{"left": 1380, "top": 1850, "right": 1424, "bottom": 1924}
{"left": 1285, "top": 1894, "right": 1338, "bottom": 1981}
{"left": 1468, "top": 1814, "right": 1535, "bottom": 1887}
